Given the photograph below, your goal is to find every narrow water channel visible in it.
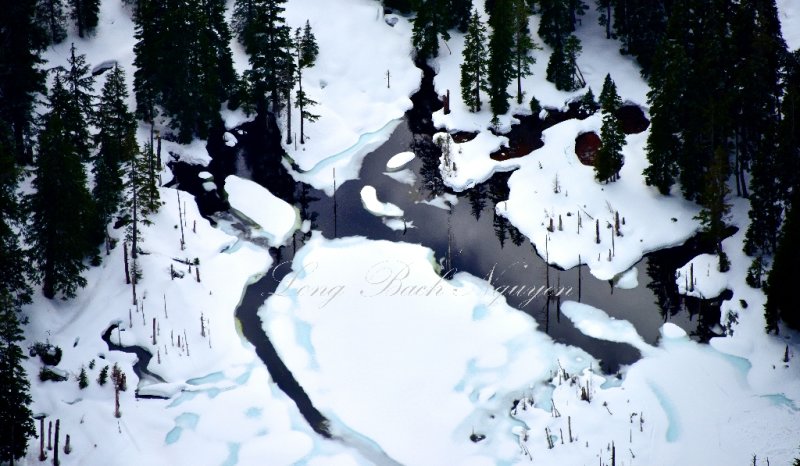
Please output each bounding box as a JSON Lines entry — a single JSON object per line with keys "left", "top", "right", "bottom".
{"left": 168, "top": 62, "right": 724, "bottom": 451}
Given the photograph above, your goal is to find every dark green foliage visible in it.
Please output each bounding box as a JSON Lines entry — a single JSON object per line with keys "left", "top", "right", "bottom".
{"left": 0, "top": 296, "right": 35, "bottom": 463}
{"left": 31, "top": 342, "right": 62, "bottom": 366}
{"left": 0, "top": 0, "right": 47, "bottom": 162}
{"left": 764, "top": 191, "right": 800, "bottom": 333}
{"left": 511, "top": 0, "right": 539, "bottom": 104}
{"left": 236, "top": 0, "right": 294, "bottom": 115}
{"left": 695, "top": 147, "right": 731, "bottom": 273}
{"left": 578, "top": 88, "right": 598, "bottom": 114}
{"left": 598, "top": 73, "right": 621, "bottom": 113}
{"left": 609, "top": 0, "right": 668, "bottom": 75}
{"left": 536, "top": 0, "right": 586, "bottom": 48}
{"left": 38, "top": 366, "right": 68, "bottom": 382}
{"left": 487, "top": 0, "right": 514, "bottom": 115}
{"left": 295, "top": 21, "right": 319, "bottom": 144}
{"left": 93, "top": 65, "right": 138, "bottom": 241}
{"left": 78, "top": 366, "right": 88, "bottom": 389}
{"left": 134, "top": 0, "right": 237, "bottom": 142}
{"left": 97, "top": 365, "right": 108, "bottom": 385}
{"left": 27, "top": 75, "right": 96, "bottom": 299}
{"left": 459, "top": 9, "right": 488, "bottom": 112}
{"left": 411, "top": 0, "right": 451, "bottom": 60}
{"left": 530, "top": 95, "right": 542, "bottom": 115}
{"left": 546, "top": 35, "right": 582, "bottom": 91}
{"left": 123, "top": 143, "right": 161, "bottom": 267}
{"left": 60, "top": 44, "right": 95, "bottom": 162}
{"left": 35, "top": 0, "right": 68, "bottom": 45}
{"left": 68, "top": 0, "right": 100, "bottom": 38}
{"left": 745, "top": 255, "right": 765, "bottom": 289}
{"left": 595, "top": 113, "right": 625, "bottom": 183}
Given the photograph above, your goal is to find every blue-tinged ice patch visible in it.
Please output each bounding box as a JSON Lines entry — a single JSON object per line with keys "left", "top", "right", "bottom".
{"left": 472, "top": 304, "right": 489, "bottom": 320}
{"left": 187, "top": 371, "right": 226, "bottom": 385}
{"left": 761, "top": 393, "right": 800, "bottom": 412}
{"left": 649, "top": 383, "right": 680, "bottom": 442}
{"left": 165, "top": 412, "right": 200, "bottom": 444}
{"left": 220, "top": 443, "right": 240, "bottom": 466}
{"left": 245, "top": 407, "right": 262, "bottom": 419}
{"left": 168, "top": 391, "right": 200, "bottom": 408}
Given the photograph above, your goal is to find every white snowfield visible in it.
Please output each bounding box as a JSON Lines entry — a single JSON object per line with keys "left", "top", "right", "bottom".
{"left": 224, "top": 175, "right": 299, "bottom": 247}
{"left": 385, "top": 151, "right": 416, "bottom": 171}
{"left": 22, "top": 0, "right": 800, "bottom": 465}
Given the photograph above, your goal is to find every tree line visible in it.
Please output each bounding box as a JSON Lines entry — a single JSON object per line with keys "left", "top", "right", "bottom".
{"left": 404, "top": 0, "right": 799, "bottom": 332}
{"left": 0, "top": 0, "right": 318, "bottom": 461}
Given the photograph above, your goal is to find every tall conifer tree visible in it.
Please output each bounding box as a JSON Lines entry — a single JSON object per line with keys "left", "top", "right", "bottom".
{"left": 460, "top": 9, "right": 488, "bottom": 112}
{"left": 68, "top": 0, "right": 100, "bottom": 38}
{"left": 487, "top": 0, "right": 514, "bottom": 115}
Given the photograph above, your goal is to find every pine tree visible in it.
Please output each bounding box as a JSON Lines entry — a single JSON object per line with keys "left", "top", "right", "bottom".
{"left": 0, "top": 0, "right": 47, "bottom": 162}
{"left": 536, "top": 0, "right": 586, "bottom": 48}
{"left": 123, "top": 143, "right": 161, "bottom": 285}
{"left": 35, "top": 0, "right": 68, "bottom": 45}
{"left": 0, "top": 293, "right": 36, "bottom": 463}
{"left": 239, "top": 0, "right": 294, "bottom": 116}
{"left": 295, "top": 21, "right": 319, "bottom": 144}
{"left": 411, "top": 0, "right": 450, "bottom": 61}
{"left": 68, "top": 0, "right": 100, "bottom": 38}
{"left": 78, "top": 366, "right": 88, "bottom": 389}
{"left": 609, "top": 0, "right": 668, "bottom": 75}
{"left": 27, "top": 74, "right": 96, "bottom": 299}
{"left": 133, "top": 0, "right": 236, "bottom": 142}
{"left": 642, "top": 14, "right": 689, "bottom": 195}
{"left": 93, "top": 65, "right": 138, "bottom": 247}
{"left": 595, "top": 77, "right": 626, "bottom": 184}
{"left": 545, "top": 34, "right": 583, "bottom": 91}
{"left": 449, "top": 0, "right": 472, "bottom": 32}
{"left": 764, "top": 190, "right": 800, "bottom": 333}
{"left": 60, "top": 44, "right": 95, "bottom": 162}
{"left": 578, "top": 88, "right": 598, "bottom": 115}
{"left": 511, "top": 0, "right": 539, "bottom": 104}
{"left": 695, "top": 146, "right": 732, "bottom": 272}
{"left": 459, "top": 9, "right": 488, "bottom": 112}
{"left": 487, "top": 0, "right": 514, "bottom": 115}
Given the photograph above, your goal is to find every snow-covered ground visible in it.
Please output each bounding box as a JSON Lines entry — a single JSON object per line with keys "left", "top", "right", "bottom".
{"left": 23, "top": 1, "right": 800, "bottom": 465}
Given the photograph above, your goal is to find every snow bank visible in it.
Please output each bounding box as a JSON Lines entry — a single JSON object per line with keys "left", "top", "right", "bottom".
{"left": 260, "top": 234, "right": 593, "bottom": 466}
{"left": 561, "top": 301, "right": 654, "bottom": 355}
{"left": 386, "top": 151, "right": 416, "bottom": 171}
{"left": 224, "top": 175, "right": 298, "bottom": 247}
{"left": 675, "top": 253, "right": 729, "bottom": 299}
{"left": 359, "top": 185, "right": 404, "bottom": 217}
{"left": 276, "top": 0, "right": 421, "bottom": 193}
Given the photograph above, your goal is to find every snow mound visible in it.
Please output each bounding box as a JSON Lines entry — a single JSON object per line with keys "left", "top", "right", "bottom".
{"left": 614, "top": 265, "right": 639, "bottom": 289}
{"left": 224, "top": 175, "right": 298, "bottom": 247}
{"left": 360, "top": 185, "right": 404, "bottom": 217}
{"left": 386, "top": 151, "right": 415, "bottom": 171}
{"left": 561, "top": 301, "right": 654, "bottom": 355}
{"left": 675, "top": 254, "right": 729, "bottom": 299}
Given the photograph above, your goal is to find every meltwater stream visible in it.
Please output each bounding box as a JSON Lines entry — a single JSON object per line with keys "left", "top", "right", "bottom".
{"left": 168, "top": 62, "right": 725, "bottom": 460}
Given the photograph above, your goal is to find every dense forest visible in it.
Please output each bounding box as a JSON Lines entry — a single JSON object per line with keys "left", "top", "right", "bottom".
{"left": 1, "top": 0, "right": 799, "bottom": 462}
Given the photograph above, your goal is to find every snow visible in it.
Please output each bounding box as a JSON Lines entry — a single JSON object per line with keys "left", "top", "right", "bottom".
{"left": 223, "top": 175, "right": 298, "bottom": 247}
{"left": 419, "top": 192, "right": 459, "bottom": 211}
{"left": 275, "top": 0, "right": 421, "bottom": 193}
{"left": 382, "top": 168, "right": 416, "bottom": 185}
{"left": 613, "top": 265, "right": 639, "bottom": 289}
{"left": 675, "top": 253, "right": 729, "bottom": 299}
{"left": 223, "top": 132, "right": 238, "bottom": 147}
{"left": 778, "top": 0, "right": 800, "bottom": 51}
{"left": 359, "top": 185, "right": 404, "bottom": 217}
{"left": 260, "top": 233, "right": 594, "bottom": 466}
{"left": 385, "top": 151, "right": 416, "bottom": 171}
{"left": 561, "top": 301, "right": 655, "bottom": 356}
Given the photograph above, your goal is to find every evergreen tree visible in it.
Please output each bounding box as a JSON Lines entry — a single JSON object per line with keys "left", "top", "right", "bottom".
{"left": 411, "top": 0, "right": 450, "bottom": 61}
{"left": 598, "top": 73, "right": 621, "bottom": 113}
{"left": 695, "top": 146, "right": 731, "bottom": 272}
{"left": 487, "top": 0, "right": 514, "bottom": 115}
{"left": 0, "top": 293, "right": 36, "bottom": 463}
{"left": 123, "top": 142, "right": 161, "bottom": 281}
{"left": 93, "top": 65, "right": 138, "bottom": 247}
{"left": 609, "top": 0, "right": 668, "bottom": 75}
{"left": 27, "top": 75, "right": 95, "bottom": 299}
{"left": 68, "top": 0, "right": 100, "bottom": 38}
{"left": 578, "top": 88, "right": 598, "bottom": 115}
{"left": 764, "top": 190, "right": 800, "bottom": 333}
{"left": 459, "top": 9, "right": 488, "bottom": 112}
{"left": 449, "top": 0, "right": 472, "bottom": 32}
{"left": 0, "top": 0, "right": 47, "bottom": 162}
{"left": 60, "top": 43, "right": 95, "bottom": 162}
{"left": 545, "top": 34, "right": 582, "bottom": 91}
{"left": 511, "top": 0, "right": 539, "bottom": 104}
{"left": 295, "top": 21, "right": 319, "bottom": 144}
{"left": 35, "top": 0, "right": 68, "bottom": 45}
{"left": 536, "top": 0, "right": 586, "bottom": 48}
{"left": 134, "top": 0, "right": 237, "bottom": 142}
{"left": 239, "top": 0, "right": 294, "bottom": 116}
{"left": 642, "top": 11, "right": 689, "bottom": 195}
{"left": 594, "top": 74, "right": 625, "bottom": 183}
{"left": 0, "top": 124, "right": 32, "bottom": 312}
